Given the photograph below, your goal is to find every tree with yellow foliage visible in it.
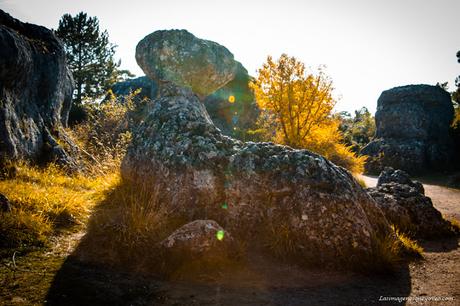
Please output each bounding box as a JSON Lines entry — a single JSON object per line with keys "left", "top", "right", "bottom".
{"left": 250, "top": 54, "right": 365, "bottom": 173}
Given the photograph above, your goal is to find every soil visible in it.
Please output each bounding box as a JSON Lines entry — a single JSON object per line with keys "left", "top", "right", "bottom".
{"left": 1, "top": 176, "right": 459, "bottom": 306}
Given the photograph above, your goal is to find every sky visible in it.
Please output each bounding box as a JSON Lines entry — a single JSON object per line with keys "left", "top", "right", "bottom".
{"left": 2, "top": 0, "right": 459, "bottom": 114}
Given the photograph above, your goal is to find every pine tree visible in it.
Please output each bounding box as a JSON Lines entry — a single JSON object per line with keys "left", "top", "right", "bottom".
{"left": 56, "top": 12, "right": 131, "bottom": 122}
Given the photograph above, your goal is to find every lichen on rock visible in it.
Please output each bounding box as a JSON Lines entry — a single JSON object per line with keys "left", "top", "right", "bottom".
{"left": 135, "top": 29, "right": 238, "bottom": 97}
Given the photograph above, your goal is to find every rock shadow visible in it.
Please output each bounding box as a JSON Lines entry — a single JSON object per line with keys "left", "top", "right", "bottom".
{"left": 419, "top": 237, "right": 459, "bottom": 253}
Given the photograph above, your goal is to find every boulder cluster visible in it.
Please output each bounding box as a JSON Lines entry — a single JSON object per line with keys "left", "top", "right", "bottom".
{"left": 361, "top": 85, "right": 455, "bottom": 174}
{"left": 366, "top": 168, "right": 456, "bottom": 238}
{"left": 0, "top": 10, "right": 77, "bottom": 169}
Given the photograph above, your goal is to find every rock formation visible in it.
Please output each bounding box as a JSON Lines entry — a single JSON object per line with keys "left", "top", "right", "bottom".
{"left": 112, "top": 31, "right": 258, "bottom": 140}
{"left": 0, "top": 10, "right": 77, "bottom": 168}
{"left": 136, "top": 29, "right": 238, "bottom": 97}
{"left": 121, "top": 29, "right": 396, "bottom": 267}
{"left": 367, "top": 168, "right": 455, "bottom": 238}
{"left": 122, "top": 82, "right": 394, "bottom": 266}
{"left": 361, "top": 85, "right": 454, "bottom": 174}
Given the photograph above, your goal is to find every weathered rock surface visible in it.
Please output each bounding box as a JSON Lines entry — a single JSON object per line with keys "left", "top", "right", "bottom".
{"left": 0, "top": 10, "right": 77, "bottom": 168}
{"left": 377, "top": 167, "right": 424, "bottom": 194}
{"left": 367, "top": 168, "right": 454, "bottom": 238}
{"left": 122, "top": 82, "right": 393, "bottom": 266}
{"left": 361, "top": 85, "right": 454, "bottom": 174}
{"left": 136, "top": 29, "right": 238, "bottom": 97}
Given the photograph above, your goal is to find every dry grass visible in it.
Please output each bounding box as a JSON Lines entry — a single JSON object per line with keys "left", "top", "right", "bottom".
{"left": 446, "top": 217, "right": 460, "bottom": 234}
{"left": 75, "top": 179, "right": 187, "bottom": 273}
{"left": 0, "top": 162, "right": 119, "bottom": 253}
{"left": 353, "top": 175, "right": 367, "bottom": 188}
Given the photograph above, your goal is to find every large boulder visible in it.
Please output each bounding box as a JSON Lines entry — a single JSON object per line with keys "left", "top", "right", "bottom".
{"left": 122, "top": 82, "right": 393, "bottom": 266}
{"left": 367, "top": 168, "right": 455, "bottom": 238}
{"left": 135, "top": 29, "right": 238, "bottom": 97}
{"left": 0, "top": 10, "right": 77, "bottom": 168}
{"left": 361, "top": 85, "right": 454, "bottom": 174}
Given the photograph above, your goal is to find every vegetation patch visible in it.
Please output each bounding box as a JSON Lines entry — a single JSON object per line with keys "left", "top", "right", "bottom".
{"left": 0, "top": 162, "right": 118, "bottom": 256}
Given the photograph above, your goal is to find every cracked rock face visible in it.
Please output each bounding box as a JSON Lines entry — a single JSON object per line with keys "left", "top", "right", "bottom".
{"left": 361, "top": 85, "right": 454, "bottom": 174}
{"left": 136, "top": 29, "right": 238, "bottom": 97}
{"left": 122, "top": 83, "right": 393, "bottom": 265}
{"left": 0, "top": 10, "right": 76, "bottom": 168}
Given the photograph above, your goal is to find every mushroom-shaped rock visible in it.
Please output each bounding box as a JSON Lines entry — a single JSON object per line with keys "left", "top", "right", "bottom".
{"left": 135, "top": 29, "right": 238, "bottom": 96}
{"left": 122, "top": 83, "right": 394, "bottom": 267}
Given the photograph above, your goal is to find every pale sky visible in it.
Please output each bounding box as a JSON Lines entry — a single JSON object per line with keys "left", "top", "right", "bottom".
{"left": 2, "top": 0, "right": 459, "bottom": 113}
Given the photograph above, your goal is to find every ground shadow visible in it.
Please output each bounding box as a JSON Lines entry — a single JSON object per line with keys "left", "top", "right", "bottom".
{"left": 419, "top": 237, "right": 459, "bottom": 253}
{"left": 46, "top": 256, "right": 412, "bottom": 306}
{"left": 413, "top": 172, "right": 460, "bottom": 190}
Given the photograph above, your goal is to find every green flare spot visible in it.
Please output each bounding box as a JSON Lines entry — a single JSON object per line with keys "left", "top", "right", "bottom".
{"left": 221, "top": 202, "right": 228, "bottom": 209}
{"left": 216, "top": 230, "right": 225, "bottom": 241}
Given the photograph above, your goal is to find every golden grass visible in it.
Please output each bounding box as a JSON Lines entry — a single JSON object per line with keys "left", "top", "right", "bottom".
{"left": 446, "top": 217, "right": 460, "bottom": 234}
{"left": 353, "top": 175, "right": 367, "bottom": 188}
{"left": 0, "top": 162, "right": 119, "bottom": 251}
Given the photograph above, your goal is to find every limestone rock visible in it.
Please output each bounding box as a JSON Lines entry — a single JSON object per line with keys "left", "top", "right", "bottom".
{"left": 361, "top": 85, "right": 454, "bottom": 174}
{"left": 122, "top": 83, "right": 393, "bottom": 266}
{"left": 377, "top": 167, "right": 424, "bottom": 194}
{"left": 110, "top": 76, "right": 157, "bottom": 102}
{"left": 160, "top": 220, "right": 235, "bottom": 260}
{"left": 367, "top": 169, "right": 454, "bottom": 238}
{"left": 135, "top": 29, "right": 238, "bottom": 96}
{"left": 0, "top": 10, "right": 77, "bottom": 168}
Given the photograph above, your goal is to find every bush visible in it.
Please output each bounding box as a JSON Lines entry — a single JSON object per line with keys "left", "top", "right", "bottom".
{"left": 70, "top": 90, "right": 137, "bottom": 172}
{"left": 302, "top": 119, "right": 366, "bottom": 173}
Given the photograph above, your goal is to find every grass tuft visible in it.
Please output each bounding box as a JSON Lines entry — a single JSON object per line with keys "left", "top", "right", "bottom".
{"left": 0, "top": 161, "right": 118, "bottom": 255}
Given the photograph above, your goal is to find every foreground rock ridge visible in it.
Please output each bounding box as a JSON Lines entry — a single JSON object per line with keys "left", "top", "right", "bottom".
{"left": 362, "top": 84, "right": 454, "bottom": 174}
{"left": 122, "top": 81, "right": 393, "bottom": 265}
{"left": 0, "top": 9, "right": 76, "bottom": 167}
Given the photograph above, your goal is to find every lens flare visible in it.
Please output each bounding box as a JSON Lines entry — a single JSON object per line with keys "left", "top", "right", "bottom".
{"left": 221, "top": 202, "right": 228, "bottom": 209}
{"left": 228, "top": 95, "right": 235, "bottom": 103}
{"left": 216, "top": 230, "right": 225, "bottom": 241}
